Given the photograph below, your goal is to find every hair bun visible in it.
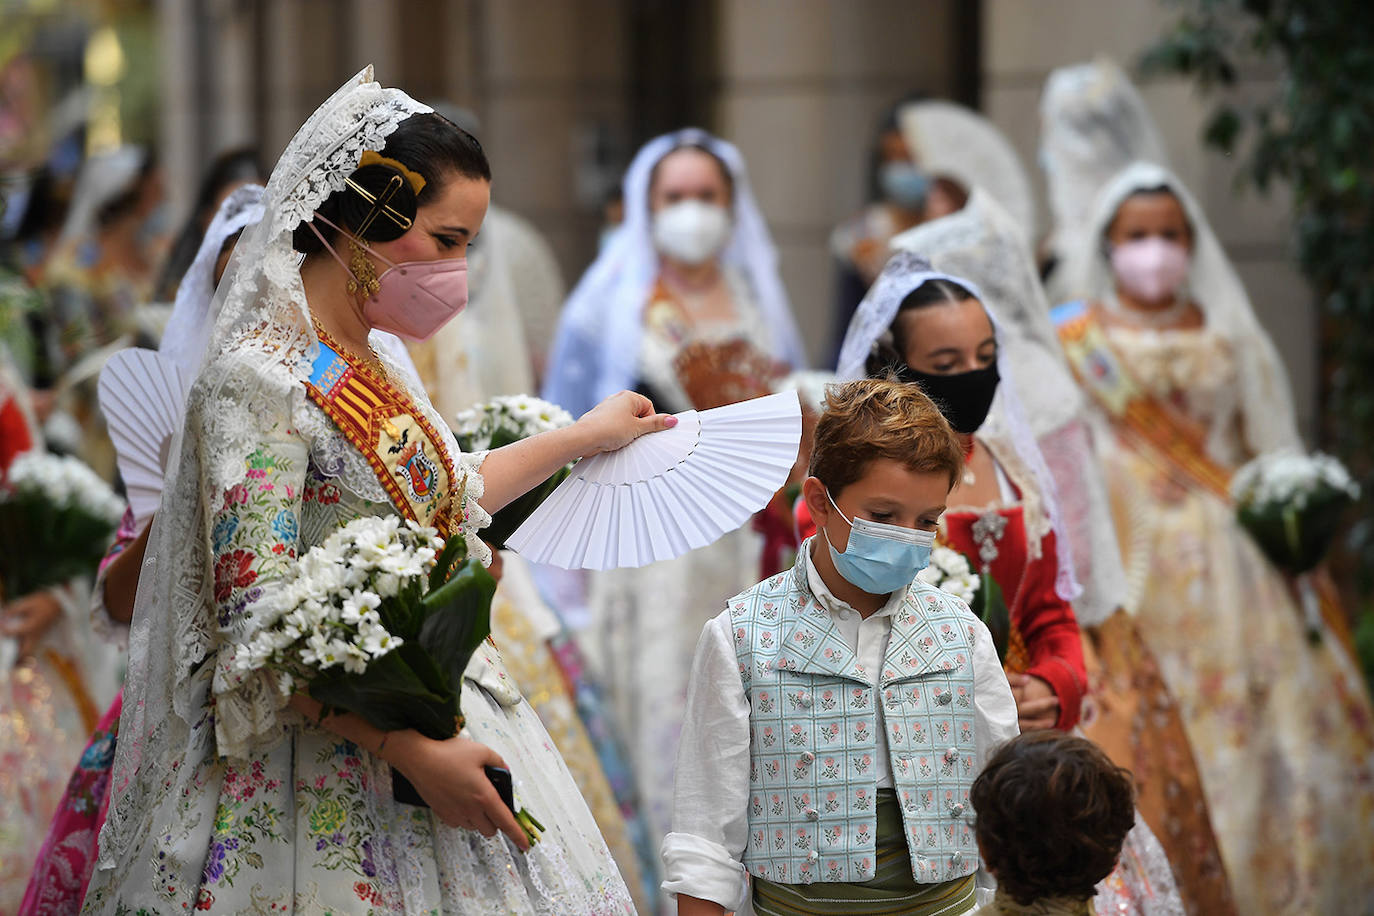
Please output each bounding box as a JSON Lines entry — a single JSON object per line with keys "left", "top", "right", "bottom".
{"left": 337, "top": 162, "right": 420, "bottom": 243}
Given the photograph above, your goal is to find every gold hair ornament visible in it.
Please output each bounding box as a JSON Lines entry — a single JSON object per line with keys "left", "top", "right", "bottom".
{"left": 347, "top": 148, "right": 427, "bottom": 237}
{"left": 359, "top": 150, "right": 427, "bottom": 194}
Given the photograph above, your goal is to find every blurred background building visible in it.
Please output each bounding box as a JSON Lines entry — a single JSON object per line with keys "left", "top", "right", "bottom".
{"left": 1, "top": 0, "right": 1316, "bottom": 437}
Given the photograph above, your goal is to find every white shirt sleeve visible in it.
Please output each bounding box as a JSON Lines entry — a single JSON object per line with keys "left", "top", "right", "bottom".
{"left": 969, "top": 612, "right": 1020, "bottom": 770}
{"left": 661, "top": 610, "right": 753, "bottom": 911}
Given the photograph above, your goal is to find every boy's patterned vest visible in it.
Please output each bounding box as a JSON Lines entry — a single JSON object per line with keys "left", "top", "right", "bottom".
{"left": 731, "top": 553, "right": 982, "bottom": 887}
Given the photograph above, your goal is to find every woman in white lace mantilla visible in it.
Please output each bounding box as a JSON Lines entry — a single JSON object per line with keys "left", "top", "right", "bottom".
{"left": 541, "top": 129, "right": 806, "bottom": 907}
{"left": 82, "top": 68, "right": 672, "bottom": 915}
{"left": 891, "top": 193, "right": 1234, "bottom": 916}
{"left": 1051, "top": 161, "right": 1374, "bottom": 916}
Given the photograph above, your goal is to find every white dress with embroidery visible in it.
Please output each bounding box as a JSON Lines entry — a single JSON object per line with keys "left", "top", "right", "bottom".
{"left": 81, "top": 341, "right": 634, "bottom": 915}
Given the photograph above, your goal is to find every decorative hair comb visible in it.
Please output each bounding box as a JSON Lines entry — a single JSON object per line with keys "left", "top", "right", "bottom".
{"left": 346, "top": 150, "right": 427, "bottom": 236}
{"left": 359, "top": 150, "right": 427, "bottom": 194}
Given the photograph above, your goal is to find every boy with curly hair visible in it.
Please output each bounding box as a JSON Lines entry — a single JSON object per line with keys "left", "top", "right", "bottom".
{"left": 970, "top": 730, "right": 1136, "bottom": 914}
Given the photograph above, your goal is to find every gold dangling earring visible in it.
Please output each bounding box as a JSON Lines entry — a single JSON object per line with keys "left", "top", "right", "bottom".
{"left": 348, "top": 240, "right": 381, "bottom": 298}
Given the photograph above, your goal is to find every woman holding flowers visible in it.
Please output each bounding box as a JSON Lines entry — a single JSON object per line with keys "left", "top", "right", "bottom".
{"left": 83, "top": 68, "right": 658, "bottom": 914}
{"left": 1051, "top": 161, "right": 1374, "bottom": 915}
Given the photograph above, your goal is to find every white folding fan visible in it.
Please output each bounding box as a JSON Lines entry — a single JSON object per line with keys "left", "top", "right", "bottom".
{"left": 97, "top": 348, "right": 189, "bottom": 526}
{"left": 507, "top": 390, "right": 802, "bottom": 570}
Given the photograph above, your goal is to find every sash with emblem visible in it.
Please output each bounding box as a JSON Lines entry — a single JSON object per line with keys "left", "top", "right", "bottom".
{"left": 305, "top": 336, "right": 460, "bottom": 536}
{"left": 1052, "top": 300, "right": 1232, "bottom": 500}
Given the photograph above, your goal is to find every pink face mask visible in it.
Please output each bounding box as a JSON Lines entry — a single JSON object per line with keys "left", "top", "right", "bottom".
{"left": 308, "top": 215, "right": 469, "bottom": 342}
{"left": 1109, "top": 237, "right": 1190, "bottom": 304}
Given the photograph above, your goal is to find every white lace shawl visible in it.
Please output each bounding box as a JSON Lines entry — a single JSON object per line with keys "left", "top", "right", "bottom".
{"left": 158, "top": 184, "right": 265, "bottom": 377}
{"left": 891, "top": 192, "right": 1124, "bottom": 624}
{"left": 95, "top": 66, "right": 493, "bottom": 873}
{"left": 1069, "top": 161, "right": 1301, "bottom": 459}
{"left": 541, "top": 128, "right": 806, "bottom": 419}
{"left": 835, "top": 250, "right": 1082, "bottom": 604}
{"left": 1038, "top": 59, "right": 1169, "bottom": 307}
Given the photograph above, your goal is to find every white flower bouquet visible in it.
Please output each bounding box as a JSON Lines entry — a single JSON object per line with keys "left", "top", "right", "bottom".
{"left": 0, "top": 451, "right": 124, "bottom": 598}
{"left": 237, "top": 514, "right": 544, "bottom": 841}
{"left": 917, "top": 545, "right": 1010, "bottom": 663}
{"left": 1231, "top": 451, "right": 1360, "bottom": 641}
{"left": 1231, "top": 450, "right": 1360, "bottom": 576}
{"left": 452, "top": 395, "right": 575, "bottom": 549}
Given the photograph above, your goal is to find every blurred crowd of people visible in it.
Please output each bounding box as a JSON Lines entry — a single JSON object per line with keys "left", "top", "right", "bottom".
{"left": 1, "top": 57, "right": 1371, "bottom": 916}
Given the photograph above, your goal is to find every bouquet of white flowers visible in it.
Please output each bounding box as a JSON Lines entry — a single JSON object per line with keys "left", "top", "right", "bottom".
{"left": 0, "top": 451, "right": 124, "bottom": 598}
{"left": 1231, "top": 451, "right": 1360, "bottom": 640}
{"left": 917, "top": 545, "right": 1010, "bottom": 663}
{"left": 452, "top": 395, "right": 575, "bottom": 549}
{"left": 236, "top": 514, "right": 544, "bottom": 842}
{"left": 1231, "top": 451, "right": 1360, "bottom": 575}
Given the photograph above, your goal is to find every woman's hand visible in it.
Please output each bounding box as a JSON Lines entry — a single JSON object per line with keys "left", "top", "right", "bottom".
{"left": 385, "top": 730, "right": 530, "bottom": 851}
{"left": 1, "top": 590, "right": 64, "bottom": 660}
{"left": 573, "top": 391, "right": 677, "bottom": 457}
{"left": 477, "top": 391, "right": 676, "bottom": 514}
{"left": 1008, "top": 672, "right": 1060, "bottom": 730}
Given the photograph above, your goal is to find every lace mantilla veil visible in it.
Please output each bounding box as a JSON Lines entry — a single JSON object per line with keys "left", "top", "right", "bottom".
{"left": 1073, "top": 161, "right": 1301, "bottom": 458}
{"left": 1039, "top": 59, "right": 1169, "bottom": 306}
{"left": 897, "top": 100, "right": 1037, "bottom": 242}
{"left": 891, "top": 191, "right": 1125, "bottom": 625}
{"left": 158, "top": 183, "right": 266, "bottom": 377}
{"left": 541, "top": 127, "right": 807, "bottom": 419}
{"left": 95, "top": 67, "right": 488, "bottom": 876}
{"left": 835, "top": 250, "right": 1082, "bottom": 604}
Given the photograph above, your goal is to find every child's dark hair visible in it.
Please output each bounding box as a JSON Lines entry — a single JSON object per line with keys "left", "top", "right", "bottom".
{"left": 864, "top": 277, "right": 980, "bottom": 378}
{"left": 293, "top": 112, "right": 490, "bottom": 254}
{"left": 971, "top": 731, "right": 1136, "bottom": 906}
{"left": 808, "top": 377, "right": 963, "bottom": 495}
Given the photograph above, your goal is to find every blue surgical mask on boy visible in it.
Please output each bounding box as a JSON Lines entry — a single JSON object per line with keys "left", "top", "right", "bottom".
{"left": 823, "top": 490, "right": 935, "bottom": 595}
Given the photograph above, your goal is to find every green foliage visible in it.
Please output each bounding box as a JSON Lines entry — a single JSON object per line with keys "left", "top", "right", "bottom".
{"left": 1143, "top": 0, "right": 1374, "bottom": 676}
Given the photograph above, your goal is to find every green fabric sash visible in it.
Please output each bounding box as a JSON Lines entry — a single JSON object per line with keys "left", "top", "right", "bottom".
{"left": 751, "top": 789, "right": 978, "bottom": 915}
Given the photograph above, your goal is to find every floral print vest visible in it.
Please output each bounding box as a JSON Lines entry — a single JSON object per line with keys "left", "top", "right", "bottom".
{"left": 730, "top": 554, "right": 981, "bottom": 887}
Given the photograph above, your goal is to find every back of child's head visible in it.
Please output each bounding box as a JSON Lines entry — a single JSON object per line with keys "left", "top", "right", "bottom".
{"left": 971, "top": 731, "right": 1135, "bottom": 906}
{"left": 809, "top": 377, "right": 963, "bottom": 497}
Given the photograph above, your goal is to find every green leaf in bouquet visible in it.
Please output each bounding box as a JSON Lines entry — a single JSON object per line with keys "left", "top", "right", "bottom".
{"left": 481, "top": 466, "right": 571, "bottom": 551}
{"left": 417, "top": 557, "right": 498, "bottom": 689}
{"left": 971, "top": 572, "right": 1011, "bottom": 666}
{"left": 376, "top": 579, "right": 428, "bottom": 641}
{"left": 429, "top": 530, "right": 471, "bottom": 592}
{"left": 308, "top": 641, "right": 459, "bottom": 741}
{"left": 1238, "top": 486, "right": 1355, "bottom": 576}
{"left": 486, "top": 426, "right": 524, "bottom": 451}
{"left": 0, "top": 495, "right": 116, "bottom": 598}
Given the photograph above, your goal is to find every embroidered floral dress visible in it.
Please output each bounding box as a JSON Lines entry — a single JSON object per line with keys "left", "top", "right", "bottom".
{"left": 81, "top": 342, "right": 635, "bottom": 915}
{"left": 19, "top": 509, "right": 140, "bottom": 916}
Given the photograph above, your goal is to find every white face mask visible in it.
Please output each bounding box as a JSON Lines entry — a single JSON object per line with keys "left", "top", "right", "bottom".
{"left": 651, "top": 199, "right": 731, "bottom": 265}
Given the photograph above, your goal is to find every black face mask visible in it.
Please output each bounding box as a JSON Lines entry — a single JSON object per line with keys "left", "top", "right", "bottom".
{"left": 896, "top": 362, "right": 1001, "bottom": 434}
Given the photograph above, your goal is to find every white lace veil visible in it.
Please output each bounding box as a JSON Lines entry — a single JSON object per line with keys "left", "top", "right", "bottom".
{"left": 1073, "top": 161, "right": 1301, "bottom": 458}
{"left": 158, "top": 183, "right": 265, "bottom": 377}
{"left": 836, "top": 250, "right": 1081, "bottom": 603}
{"left": 1039, "top": 60, "right": 1168, "bottom": 305}
{"left": 891, "top": 192, "right": 1124, "bottom": 624}
{"left": 897, "top": 101, "right": 1037, "bottom": 242}
{"left": 541, "top": 127, "right": 807, "bottom": 418}
{"left": 57, "top": 144, "right": 147, "bottom": 246}
{"left": 96, "top": 67, "right": 467, "bottom": 877}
